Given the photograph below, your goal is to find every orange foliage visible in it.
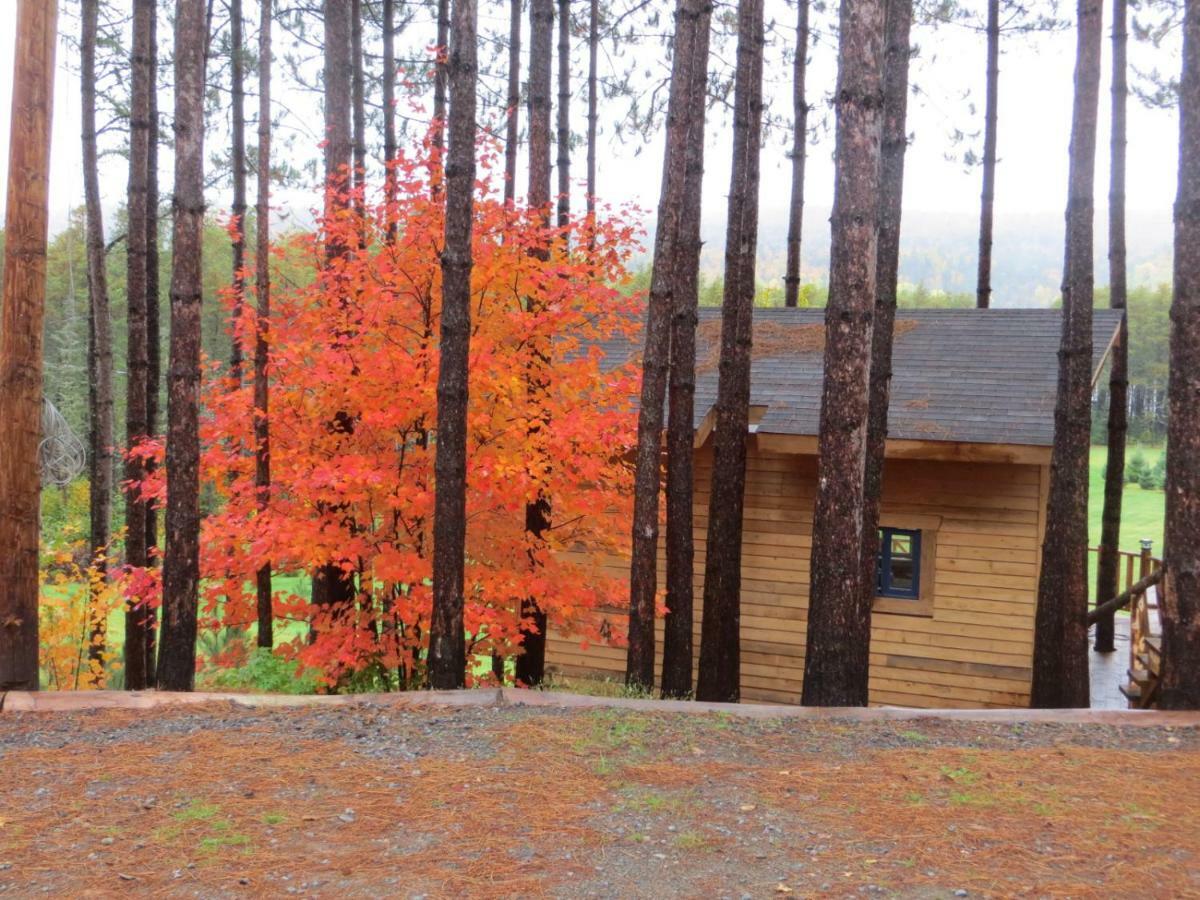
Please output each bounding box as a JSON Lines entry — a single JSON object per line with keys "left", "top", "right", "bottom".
{"left": 128, "top": 143, "right": 643, "bottom": 687}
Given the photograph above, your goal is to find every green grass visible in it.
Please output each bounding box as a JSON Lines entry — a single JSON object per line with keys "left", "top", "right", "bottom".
{"left": 1088, "top": 444, "right": 1165, "bottom": 551}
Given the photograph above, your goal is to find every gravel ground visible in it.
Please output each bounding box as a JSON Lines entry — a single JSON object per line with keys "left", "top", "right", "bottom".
{"left": 0, "top": 701, "right": 1197, "bottom": 898}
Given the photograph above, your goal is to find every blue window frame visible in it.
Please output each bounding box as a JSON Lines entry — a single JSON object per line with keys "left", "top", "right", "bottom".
{"left": 877, "top": 527, "right": 921, "bottom": 600}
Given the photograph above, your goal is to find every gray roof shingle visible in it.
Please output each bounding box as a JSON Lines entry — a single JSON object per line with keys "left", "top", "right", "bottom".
{"left": 596, "top": 308, "right": 1123, "bottom": 447}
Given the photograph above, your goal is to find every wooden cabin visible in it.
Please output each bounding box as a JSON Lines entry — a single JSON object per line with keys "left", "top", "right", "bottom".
{"left": 547, "top": 308, "right": 1124, "bottom": 708}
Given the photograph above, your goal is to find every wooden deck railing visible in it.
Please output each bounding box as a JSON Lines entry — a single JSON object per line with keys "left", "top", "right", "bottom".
{"left": 1087, "top": 542, "right": 1164, "bottom": 708}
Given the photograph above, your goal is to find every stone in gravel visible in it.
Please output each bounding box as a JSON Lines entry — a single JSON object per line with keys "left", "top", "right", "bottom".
{"left": 99, "top": 837, "right": 114, "bottom": 846}
{"left": 338, "top": 809, "right": 357, "bottom": 824}
{"left": 954, "top": 891, "right": 969, "bottom": 897}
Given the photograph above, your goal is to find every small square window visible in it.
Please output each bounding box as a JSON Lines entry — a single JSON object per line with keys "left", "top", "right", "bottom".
{"left": 877, "top": 527, "right": 921, "bottom": 600}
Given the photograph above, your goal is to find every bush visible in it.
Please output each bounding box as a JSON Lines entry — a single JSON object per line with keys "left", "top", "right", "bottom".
{"left": 200, "top": 647, "right": 323, "bottom": 695}
{"left": 1126, "top": 451, "right": 1151, "bottom": 486}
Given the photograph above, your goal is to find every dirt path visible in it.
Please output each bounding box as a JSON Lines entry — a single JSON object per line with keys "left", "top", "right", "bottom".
{"left": 0, "top": 701, "right": 1197, "bottom": 898}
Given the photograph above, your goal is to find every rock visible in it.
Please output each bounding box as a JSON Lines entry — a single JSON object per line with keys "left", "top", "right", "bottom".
{"left": 954, "top": 891, "right": 969, "bottom": 897}
{"left": 100, "top": 837, "right": 115, "bottom": 846}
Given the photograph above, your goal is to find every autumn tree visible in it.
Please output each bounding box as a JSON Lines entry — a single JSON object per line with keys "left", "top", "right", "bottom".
{"left": 254, "top": 0, "right": 274, "bottom": 648}
{"left": 186, "top": 152, "right": 639, "bottom": 689}
{"left": 156, "top": 0, "right": 208, "bottom": 691}
{"left": 428, "top": 0, "right": 480, "bottom": 690}
{"left": 1030, "top": 0, "right": 1103, "bottom": 709}
{"left": 0, "top": 0, "right": 57, "bottom": 693}
{"left": 801, "top": 0, "right": 887, "bottom": 708}
{"left": 695, "top": 0, "right": 764, "bottom": 704}
{"left": 124, "top": 0, "right": 157, "bottom": 690}
{"left": 625, "top": 0, "right": 713, "bottom": 692}
{"left": 859, "top": 0, "right": 913, "bottom": 657}
{"left": 1095, "top": 0, "right": 1129, "bottom": 653}
{"left": 81, "top": 0, "right": 114, "bottom": 682}
{"left": 784, "top": 0, "right": 810, "bottom": 308}
{"left": 1160, "top": 0, "right": 1200, "bottom": 710}
{"left": 515, "top": 0, "right": 556, "bottom": 688}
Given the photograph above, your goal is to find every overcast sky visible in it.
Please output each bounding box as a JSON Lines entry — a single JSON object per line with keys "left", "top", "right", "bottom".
{"left": 0, "top": 0, "right": 1183, "bottom": 271}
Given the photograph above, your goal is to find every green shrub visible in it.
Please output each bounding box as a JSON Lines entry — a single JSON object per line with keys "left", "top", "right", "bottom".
{"left": 1126, "top": 451, "right": 1151, "bottom": 486}
{"left": 201, "top": 647, "right": 322, "bottom": 695}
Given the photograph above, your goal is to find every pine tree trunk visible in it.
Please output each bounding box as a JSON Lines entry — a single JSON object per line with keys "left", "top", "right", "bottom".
{"left": 428, "top": 0, "right": 479, "bottom": 691}
{"left": 82, "top": 0, "right": 114, "bottom": 685}
{"left": 230, "top": 0, "right": 247, "bottom": 383}
{"left": 783, "top": 0, "right": 809, "bottom": 308}
{"left": 557, "top": 0, "right": 571, "bottom": 229}
{"left": 975, "top": 0, "right": 999, "bottom": 309}
{"left": 311, "top": 0, "right": 357, "bottom": 639}
{"left": 800, "top": 0, "right": 886, "bottom": 708}
{"left": 1030, "top": 0, "right": 1103, "bottom": 710}
{"left": 156, "top": 0, "right": 208, "bottom": 692}
{"left": 860, "top": 0, "right": 913, "bottom": 639}
{"left": 503, "top": 0, "right": 521, "bottom": 206}
{"left": 586, "top": 0, "right": 598, "bottom": 249}
{"left": 124, "top": 0, "right": 155, "bottom": 691}
{"left": 255, "top": 0, "right": 273, "bottom": 649}
{"left": 515, "top": 0, "right": 555, "bottom": 688}
{"left": 695, "top": 0, "right": 764, "bottom": 704}
{"left": 352, "top": 0, "right": 366, "bottom": 208}
{"left": 660, "top": 0, "right": 713, "bottom": 701}
{"left": 383, "top": 0, "right": 398, "bottom": 239}
{"left": 1095, "top": 0, "right": 1128, "bottom": 654}
{"left": 1160, "top": 0, "right": 1200, "bottom": 710}
{"left": 625, "top": 0, "right": 711, "bottom": 692}
{"left": 0, "top": 0, "right": 57, "bottom": 693}
{"left": 433, "top": 0, "right": 451, "bottom": 172}
{"left": 144, "top": 7, "right": 160, "bottom": 683}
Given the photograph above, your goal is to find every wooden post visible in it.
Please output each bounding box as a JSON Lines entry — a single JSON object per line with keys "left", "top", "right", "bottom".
{"left": 0, "top": 0, "right": 58, "bottom": 692}
{"left": 1140, "top": 539, "right": 1153, "bottom": 580}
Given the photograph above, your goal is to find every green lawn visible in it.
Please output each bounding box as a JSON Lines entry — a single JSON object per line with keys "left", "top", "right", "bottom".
{"left": 1088, "top": 444, "right": 1165, "bottom": 552}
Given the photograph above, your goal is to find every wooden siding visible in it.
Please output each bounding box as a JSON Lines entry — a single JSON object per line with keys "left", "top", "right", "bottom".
{"left": 545, "top": 437, "right": 1047, "bottom": 708}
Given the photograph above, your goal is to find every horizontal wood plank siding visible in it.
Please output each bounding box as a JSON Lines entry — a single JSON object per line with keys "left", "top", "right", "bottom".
{"left": 546, "top": 439, "right": 1041, "bottom": 708}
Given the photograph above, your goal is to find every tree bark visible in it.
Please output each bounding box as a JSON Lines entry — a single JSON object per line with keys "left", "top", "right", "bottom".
{"left": 660, "top": 0, "right": 713, "bottom": 700}
{"left": 428, "top": 0, "right": 479, "bottom": 690}
{"left": 1030, "top": 0, "right": 1103, "bottom": 710}
{"left": 1160, "top": 0, "right": 1200, "bottom": 710}
{"left": 156, "top": 0, "right": 208, "bottom": 692}
{"left": 1095, "top": 0, "right": 1128, "bottom": 653}
{"left": 82, "top": 0, "right": 114, "bottom": 684}
{"left": 230, "top": 0, "right": 247, "bottom": 383}
{"left": 383, "top": 0, "right": 398, "bottom": 238}
{"left": 975, "top": 0, "right": 999, "bottom": 309}
{"left": 557, "top": 0, "right": 571, "bottom": 229}
{"left": 124, "top": 0, "right": 156, "bottom": 690}
{"left": 144, "top": 4, "right": 161, "bottom": 683}
{"left": 0, "top": 0, "right": 57, "bottom": 693}
{"left": 255, "top": 0, "right": 273, "bottom": 649}
{"left": 351, "top": 0, "right": 366, "bottom": 209}
{"left": 311, "top": 0, "right": 357, "bottom": 639}
{"left": 695, "top": 0, "right": 764, "bottom": 704}
{"left": 503, "top": 0, "right": 521, "bottom": 206}
{"left": 432, "top": 0, "right": 450, "bottom": 177}
{"left": 860, "top": 0, "right": 913, "bottom": 651}
{"left": 515, "top": 0, "right": 555, "bottom": 688}
{"left": 586, "top": 0, "right": 598, "bottom": 249}
{"left": 783, "top": 0, "right": 809, "bottom": 308}
{"left": 800, "top": 0, "right": 886, "bottom": 708}
{"left": 624, "top": 0, "right": 711, "bottom": 692}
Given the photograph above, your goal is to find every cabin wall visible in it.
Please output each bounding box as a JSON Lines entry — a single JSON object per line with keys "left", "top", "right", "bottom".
{"left": 545, "top": 438, "right": 1046, "bottom": 708}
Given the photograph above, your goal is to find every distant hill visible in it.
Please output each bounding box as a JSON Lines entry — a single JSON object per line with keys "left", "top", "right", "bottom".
{"left": 687, "top": 206, "right": 1173, "bottom": 307}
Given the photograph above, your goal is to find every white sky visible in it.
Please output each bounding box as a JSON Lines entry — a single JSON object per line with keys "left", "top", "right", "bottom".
{"left": 0, "top": 0, "right": 1183, "bottom": 266}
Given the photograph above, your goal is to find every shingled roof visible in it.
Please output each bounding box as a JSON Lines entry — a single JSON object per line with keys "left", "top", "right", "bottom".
{"left": 600, "top": 308, "right": 1123, "bottom": 447}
